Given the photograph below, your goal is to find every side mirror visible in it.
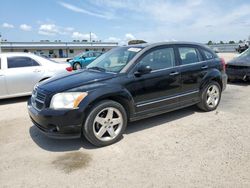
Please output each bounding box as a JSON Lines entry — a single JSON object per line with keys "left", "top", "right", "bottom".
{"left": 81, "top": 56, "right": 86, "bottom": 59}
{"left": 135, "top": 65, "right": 152, "bottom": 76}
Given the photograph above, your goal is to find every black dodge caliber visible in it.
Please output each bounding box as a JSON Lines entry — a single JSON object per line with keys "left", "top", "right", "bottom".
{"left": 28, "top": 42, "right": 227, "bottom": 146}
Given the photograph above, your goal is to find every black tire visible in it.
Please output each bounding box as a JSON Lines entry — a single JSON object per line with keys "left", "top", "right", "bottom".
{"left": 82, "top": 100, "right": 127, "bottom": 147}
{"left": 197, "top": 81, "right": 221, "bottom": 112}
{"left": 73, "top": 62, "right": 81, "bottom": 70}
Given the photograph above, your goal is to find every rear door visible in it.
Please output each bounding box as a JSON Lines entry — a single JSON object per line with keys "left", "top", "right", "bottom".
{"left": 176, "top": 45, "right": 209, "bottom": 103}
{"left": 5, "top": 56, "right": 44, "bottom": 95}
{"left": 0, "top": 56, "right": 8, "bottom": 97}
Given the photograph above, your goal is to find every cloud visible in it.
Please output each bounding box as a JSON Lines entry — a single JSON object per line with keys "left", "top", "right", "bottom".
{"left": 72, "top": 32, "right": 98, "bottom": 41}
{"left": 58, "top": 2, "right": 114, "bottom": 19}
{"left": 38, "top": 24, "right": 74, "bottom": 36}
{"left": 2, "top": 22, "right": 14, "bottom": 28}
{"left": 20, "top": 24, "right": 32, "bottom": 31}
{"left": 125, "top": 33, "right": 135, "bottom": 41}
{"left": 107, "top": 33, "right": 136, "bottom": 45}
{"left": 107, "top": 37, "right": 121, "bottom": 42}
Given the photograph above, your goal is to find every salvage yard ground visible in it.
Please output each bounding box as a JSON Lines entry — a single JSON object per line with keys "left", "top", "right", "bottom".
{"left": 0, "top": 53, "right": 250, "bottom": 187}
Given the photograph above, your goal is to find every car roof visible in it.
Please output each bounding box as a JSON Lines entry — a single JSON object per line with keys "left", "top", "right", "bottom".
{"left": 0, "top": 52, "right": 38, "bottom": 57}
{"left": 126, "top": 41, "right": 209, "bottom": 49}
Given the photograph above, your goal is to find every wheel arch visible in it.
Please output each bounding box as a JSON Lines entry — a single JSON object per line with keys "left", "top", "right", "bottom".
{"left": 200, "top": 69, "right": 223, "bottom": 91}
{"left": 82, "top": 89, "right": 135, "bottom": 122}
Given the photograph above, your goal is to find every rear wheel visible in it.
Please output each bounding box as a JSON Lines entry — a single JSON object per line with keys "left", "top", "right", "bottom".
{"left": 73, "top": 62, "right": 81, "bottom": 70}
{"left": 82, "top": 100, "right": 127, "bottom": 147}
{"left": 197, "top": 81, "right": 221, "bottom": 111}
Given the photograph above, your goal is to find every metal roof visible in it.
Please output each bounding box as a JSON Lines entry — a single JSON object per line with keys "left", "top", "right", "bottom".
{"left": 0, "top": 41, "right": 119, "bottom": 49}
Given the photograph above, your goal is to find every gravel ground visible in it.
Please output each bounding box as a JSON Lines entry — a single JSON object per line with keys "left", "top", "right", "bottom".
{"left": 0, "top": 81, "right": 250, "bottom": 187}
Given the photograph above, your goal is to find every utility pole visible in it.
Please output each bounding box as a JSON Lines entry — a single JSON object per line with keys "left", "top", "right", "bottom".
{"left": 89, "top": 32, "right": 92, "bottom": 43}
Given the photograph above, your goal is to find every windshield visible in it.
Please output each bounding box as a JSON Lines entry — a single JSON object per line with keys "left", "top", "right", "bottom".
{"left": 237, "top": 48, "right": 250, "bottom": 61}
{"left": 86, "top": 47, "right": 143, "bottom": 73}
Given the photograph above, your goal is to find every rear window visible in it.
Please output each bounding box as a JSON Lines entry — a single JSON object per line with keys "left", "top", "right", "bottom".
{"left": 7, "top": 56, "right": 40, "bottom": 68}
{"left": 178, "top": 47, "right": 201, "bottom": 65}
{"left": 202, "top": 50, "right": 214, "bottom": 60}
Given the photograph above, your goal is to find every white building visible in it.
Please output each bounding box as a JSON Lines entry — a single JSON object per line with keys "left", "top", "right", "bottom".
{"left": 0, "top": 41, "right": 118, "bottom": 58}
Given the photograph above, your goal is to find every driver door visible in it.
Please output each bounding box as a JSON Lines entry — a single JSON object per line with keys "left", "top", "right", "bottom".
{"left": 127, "top": 46, "right": 182, "bottom": 113}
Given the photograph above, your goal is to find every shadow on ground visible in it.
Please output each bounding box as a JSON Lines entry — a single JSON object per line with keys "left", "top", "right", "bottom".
{"left": 29, "top": 106, "right": 197, "bottom": 152}
{"left": 227, "top": 80, "right": 250, "bottom": 86}
{"left": 0, "top": 96, "right": 30, "bottom": 105}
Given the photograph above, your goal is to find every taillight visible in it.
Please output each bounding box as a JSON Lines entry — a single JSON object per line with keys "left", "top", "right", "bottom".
{"left": 220, "top": 58, "right": 226, "bottom": 72}
{"left": 66, "top": 67, "right": 73, "bottom": 72}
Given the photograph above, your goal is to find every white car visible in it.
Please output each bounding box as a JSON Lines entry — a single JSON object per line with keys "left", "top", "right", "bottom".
{"left": 0, "top": 52, "right": 71, "bottom": 99}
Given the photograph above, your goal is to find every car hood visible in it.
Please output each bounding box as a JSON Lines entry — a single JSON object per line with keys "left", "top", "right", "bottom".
{"left": 38, "top": 69, "right": 116, "bottom": 93}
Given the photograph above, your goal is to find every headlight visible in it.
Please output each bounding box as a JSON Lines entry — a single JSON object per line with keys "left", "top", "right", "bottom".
{"left": 50, "top": 92, "right": 88, "bottom": 109}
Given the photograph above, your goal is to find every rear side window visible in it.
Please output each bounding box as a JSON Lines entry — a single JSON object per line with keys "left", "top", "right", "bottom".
{"left": 138, "top": 48, "right": 175, "bottom": 71}
{"left": 178, "top": 47, "right": 201, "bottom": 65}
{"left": 7, "top": 57, "right": 40, "bottom": 68}
{"left": 202, "top": 50, "right": 214, "bottom": 60}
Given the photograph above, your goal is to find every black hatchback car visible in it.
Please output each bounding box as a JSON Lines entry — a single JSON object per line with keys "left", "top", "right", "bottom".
{"left": 28, "top": 42, "right": 227, "bottom": 146}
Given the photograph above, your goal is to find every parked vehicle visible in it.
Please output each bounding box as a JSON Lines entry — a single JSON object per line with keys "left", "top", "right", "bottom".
{"left": 0, "top": 53, "right": 71, "bottom": 99}
{"left": 236, "top": 44, "right": 249, "bottom": 53}
{"left": 227, "top": 48, "right": 250, "bottom": 81}
{"left": 68, "top": 51, "right": 103, "bottom": 70}
{"left": 28, "top": 42, "right": 227, "bottom": 146}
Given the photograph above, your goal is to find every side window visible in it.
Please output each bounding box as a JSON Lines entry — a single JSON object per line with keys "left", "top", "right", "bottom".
{"left": 202, "top": 50, "right": 214, "bottom": 60}
{"left": 88, "top": 52, "right": 93, "bottom": 57}
{"left": 178, "top": 47, "right": 201, "bottom": 65}
{"left": 7, "top": 57, "right": 39, "bottom": 68}
{"left": 94, "top": 52, "right": 101, "bottom": 57}
{"left": 138, "top": 48, "right": 175, "bottom": 71}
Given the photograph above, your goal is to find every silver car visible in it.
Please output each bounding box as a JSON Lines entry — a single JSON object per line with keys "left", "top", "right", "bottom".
{"left": 0, "top": 52, "right": 70, "bottom": 99}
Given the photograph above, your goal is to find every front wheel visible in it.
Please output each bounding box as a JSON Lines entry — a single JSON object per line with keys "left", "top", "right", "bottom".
{"left": 83, "top": 100, "right": 127, "bottom": 147}
{"left": 197, "top": 81, "right": 221, "bottom": 112}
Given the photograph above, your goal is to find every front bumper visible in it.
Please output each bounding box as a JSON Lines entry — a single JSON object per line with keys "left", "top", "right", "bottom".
{"left": 28, "top": 99, "right": 83, "bottom": 139}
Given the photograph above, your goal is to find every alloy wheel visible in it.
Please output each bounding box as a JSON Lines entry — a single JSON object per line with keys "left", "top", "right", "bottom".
{"left": 206, "top": 85, "right": 220, "bottom": 108}
{"left": 93, "top": 107, "right": 123, "bottom": 142}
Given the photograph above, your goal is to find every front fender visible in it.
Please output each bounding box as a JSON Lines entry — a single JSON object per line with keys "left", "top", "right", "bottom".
{"left": 78, "top": 85, "right": 135, "bottom": 120}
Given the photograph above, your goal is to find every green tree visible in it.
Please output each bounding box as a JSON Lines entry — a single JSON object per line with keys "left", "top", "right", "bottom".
{"left": 220, "top": 41, "right": 224, "bottom": 44}
{"left": 238, "top": 40, "right": 243, "bottom": 43}
{"left": 229, "top": 41, "right": 235, "bottom": 44}
{"left": 207, "top": 40, "right": 213, "bottom": 45}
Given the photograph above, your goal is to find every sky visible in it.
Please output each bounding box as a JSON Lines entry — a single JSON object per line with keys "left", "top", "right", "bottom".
{"left": 0, "top": 0, "right": 250, "bottom": 44}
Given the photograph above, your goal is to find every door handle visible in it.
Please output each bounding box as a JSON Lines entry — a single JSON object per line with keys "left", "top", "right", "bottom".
{"left": 169, "top": 71, "right": 180, "bottom": 76}
{"left": 201, "top": 65, "right": 208, "bottom": 69}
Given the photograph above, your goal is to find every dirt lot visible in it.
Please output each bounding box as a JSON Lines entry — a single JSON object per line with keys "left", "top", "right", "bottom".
{"left": 0, "top": 81, "right": 250, "bottom": 188}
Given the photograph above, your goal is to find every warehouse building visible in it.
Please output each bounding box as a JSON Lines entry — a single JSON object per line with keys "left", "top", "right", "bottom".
{"left": 0, "top": 41, "right": 118, "bottom": 58}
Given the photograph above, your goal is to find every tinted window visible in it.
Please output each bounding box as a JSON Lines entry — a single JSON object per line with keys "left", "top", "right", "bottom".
{"left": 7, "top": 57, "right": 40, "bottom": 68}
{"left": 178, "top": 47, "right": 201, "bottom": 65}
{"left": 138, "top": 48, "right": 175, "bottom": 71}
{"left": 203, "top": 50, "right": 214, "bottom": 60}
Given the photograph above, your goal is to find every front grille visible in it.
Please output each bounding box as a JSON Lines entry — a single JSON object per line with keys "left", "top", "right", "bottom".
{"left": 32, "top": 87, "right": 46, "bottom": 111}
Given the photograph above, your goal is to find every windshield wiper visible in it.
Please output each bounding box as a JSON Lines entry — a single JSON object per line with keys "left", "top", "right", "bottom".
{"left": 87, "top": 66, "right": 106, "bottom": 72}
